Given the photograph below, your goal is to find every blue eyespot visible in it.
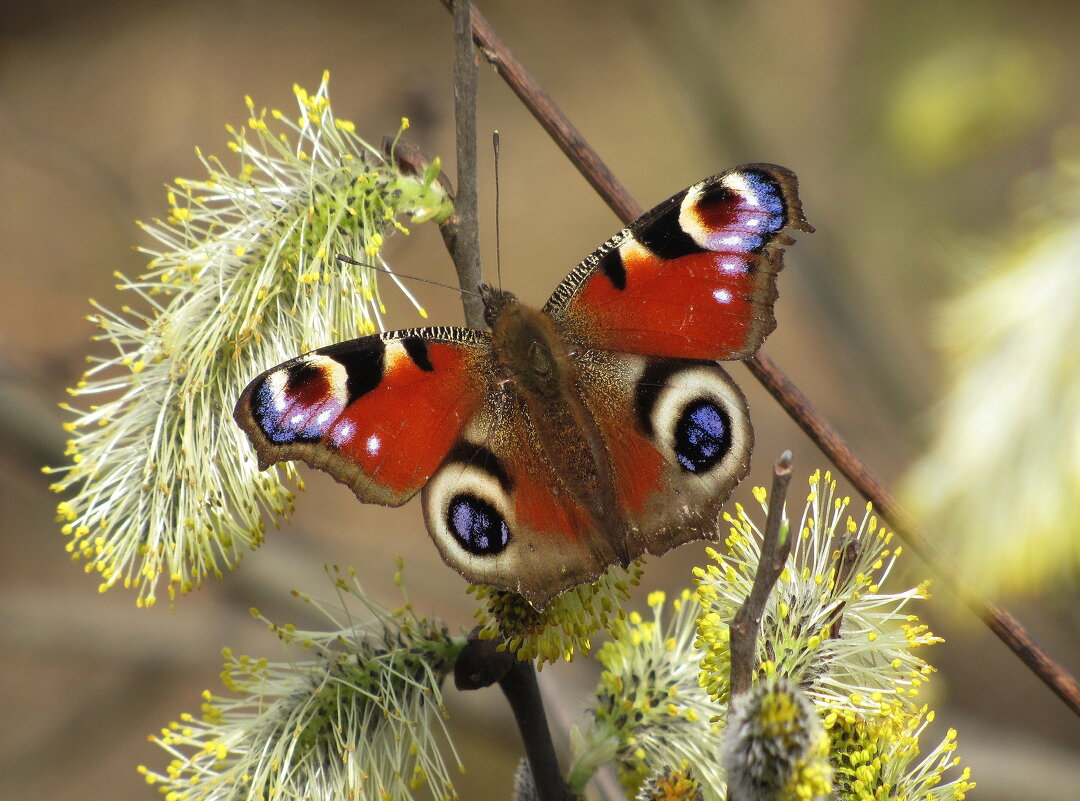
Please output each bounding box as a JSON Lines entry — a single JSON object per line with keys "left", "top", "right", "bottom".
{"left": 674, "top": 399, "right": 731, "bottom": 473}
{"left": 254, "top": 376, "right": 342, "bottom": 444}
{"left": 447, "top": 494, "right": 511, "bottom": 555}
{"left": 743, "top": 170, "right": 785, "bottom": 218}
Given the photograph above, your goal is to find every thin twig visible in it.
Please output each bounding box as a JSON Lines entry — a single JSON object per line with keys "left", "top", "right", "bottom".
{"left": 729, "top": 452, "right": 795, "bottom": 699}
{"left": 451, "top": 0, "right": 485, "bottom": 329}
{"left": 454, "top": 635, "right": 571, "bottom": 801}
{"left": 436, "top": 0, "right": 1080, "bottom": 718}
{"left": 500, "top": 658, "right": 572, "bottom": 801}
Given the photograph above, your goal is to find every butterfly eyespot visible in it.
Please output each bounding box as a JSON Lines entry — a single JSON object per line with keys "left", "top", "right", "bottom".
{"left": 252, "top": 356, "right": 348, "bottom": 444}
{"left": 672, "top": 399, "right": 731, "bottom": 473}
{"left": 636, "top": 361, "right": 747, "bottom": 478}
{"left": 446, "top": 493, "right": 511, "bottom": 555}
{"left": 422, "top": 447, "right": 516, "bottom": 567}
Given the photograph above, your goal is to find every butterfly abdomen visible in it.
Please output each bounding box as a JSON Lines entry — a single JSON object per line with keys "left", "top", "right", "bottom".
{"left": 488, "top": 302, "right": 628, "bottom": 565}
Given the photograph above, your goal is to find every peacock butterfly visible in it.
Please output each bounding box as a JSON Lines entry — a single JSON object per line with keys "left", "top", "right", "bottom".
{"left": 234, "top": 164, "right": 811, "bottom": 608}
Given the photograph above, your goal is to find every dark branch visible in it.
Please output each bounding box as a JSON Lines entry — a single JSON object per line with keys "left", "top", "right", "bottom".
{"left": 436, "top": 0, "right": 1080, "bottom": 718}
{"left": 729, "top": 452, "right": 794, "bottom": 698}
{"left": 454, "top": 631, "right": 514, "bottom": 690}
{"left": 450, "top": 0, "right": 485, "bottom": 329}
{"left": 744, "top": 354, "right": 1080, "bottom": 715}
{"left": 453, "top": 635, "right": 571, "bottom": 801}
{"left": 499, "top": 657, "right": 573, "bottom": 801}
{"left": 437, "top": 0, "right": 638, "bottom": 222}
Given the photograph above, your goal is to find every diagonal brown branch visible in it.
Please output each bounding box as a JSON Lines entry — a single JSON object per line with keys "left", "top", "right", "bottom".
{"left": 437, "top": 0, "right": 1080, "bottom": 719}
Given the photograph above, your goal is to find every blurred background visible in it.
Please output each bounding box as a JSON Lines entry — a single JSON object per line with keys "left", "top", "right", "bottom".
{"left": 2, "top": 0, "right": 1079, "bottom": 798}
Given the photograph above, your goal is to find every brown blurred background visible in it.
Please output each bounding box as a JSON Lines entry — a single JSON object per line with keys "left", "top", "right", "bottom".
{"left": 2, "top": 1, "right": 1079, "bottom": 798}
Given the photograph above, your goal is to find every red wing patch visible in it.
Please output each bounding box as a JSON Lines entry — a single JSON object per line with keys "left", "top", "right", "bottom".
{"left": 544, "top": 164, "right": 811, "bottom": 361}
{"left": 512, "top": 456, "right": 594, "bottom": 546}
{"left": 328, "top": 343, "right": 487, "bottom": 496}
{"left": 604, "top": 420, "right": 665, "bottom": 517}
{"left": 568, "top": 242, "right": 768, "bottom": 358}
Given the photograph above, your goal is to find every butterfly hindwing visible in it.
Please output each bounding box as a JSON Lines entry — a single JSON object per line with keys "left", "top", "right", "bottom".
{"left": 418, "top": 347, "right": 752, "bottom": 608}
{"left": 544, "top": 164, "right": 811, "bottom": 360}
{"left": 233, "top": 328, "right": 492, "bottom": 507}
{"left": 578, "top": 350, "right": 753, "bottom": 554}
{"left": 421, "top": 391, "right": 623, "bottom": 606}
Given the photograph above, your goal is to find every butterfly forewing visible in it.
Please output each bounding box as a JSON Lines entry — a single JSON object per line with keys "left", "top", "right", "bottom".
{"left": 543, "top": 164, "right": 811, "bottom": 360}
{"left": 234, "top": 328, "right": 492, "bottom": 507}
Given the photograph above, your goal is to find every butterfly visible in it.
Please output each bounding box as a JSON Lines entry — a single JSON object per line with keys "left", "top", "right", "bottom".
{"left": 234, "top": 164, "right": 811, "bottom": 609}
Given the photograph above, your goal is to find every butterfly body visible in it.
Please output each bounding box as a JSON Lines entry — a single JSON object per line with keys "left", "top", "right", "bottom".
{"left": 482, "top": 289, "right": 627, "bottom": 562}
{"left": 235, "top": 164, "right": 811, "bottom": 608}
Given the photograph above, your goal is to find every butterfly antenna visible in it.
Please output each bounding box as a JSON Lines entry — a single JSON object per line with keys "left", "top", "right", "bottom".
{"left": 335, "top": 254, "right": 484, "bottom": 300}
{"left": 493, "top": 130, "right": 503, "bottom": 291}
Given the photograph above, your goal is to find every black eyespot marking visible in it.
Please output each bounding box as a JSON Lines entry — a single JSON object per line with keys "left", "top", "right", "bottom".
{"left": 445, "top": 443, "right": 514, "bottom": 493}
{"left": 249, "top": 360, "right": 343, "bottom": 445}
{"left": 320, "top": 339, "right": 386, "bottom": 403}
{"left": 447, "top": 494, "right": 510, "bottom": 555}
{"left": 634, "top": 189, "right": 704, "bottom": 260}
{"left": 283, "top": 360, "right": 321, "bottom": 392}
{"left": 674, "top": 399, "right": 731, "bottom": 473}
{"left": 402, "top": 337, "right": 434, "bottom": 372}
{"left": 597, "top": 247, "right": 627, "bottom": 290}
{"left": 634, "top": 360, "right": 680, "bottom": 438}
{"left": 252, "top": 376, "right": 320, "bottom": 444}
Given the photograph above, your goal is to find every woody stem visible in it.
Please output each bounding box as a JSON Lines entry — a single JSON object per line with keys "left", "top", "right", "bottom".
{"left": 450, "top": 0, "right": 486, "bottom": 330}
{"left": 454, "top": 634, "right": 571, "bottom": 801}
